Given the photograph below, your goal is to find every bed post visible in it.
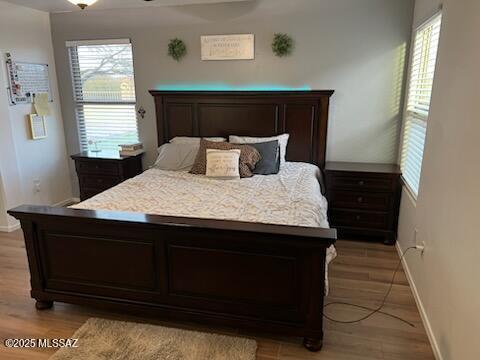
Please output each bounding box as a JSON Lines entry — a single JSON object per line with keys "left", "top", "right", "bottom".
{"left": 16, "top": 218, "right": 53, "bottom": 309}
{"left": 302, "top": 246, "right": 327, "bottom": 351}
{"left": 35, "top": 300, "right": 54, "bottom": 310}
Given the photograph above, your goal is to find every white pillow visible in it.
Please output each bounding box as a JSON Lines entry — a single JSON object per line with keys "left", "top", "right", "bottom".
{"left": 206, "top": 149, "right": 241, "bottom": 180}
{"left": 229, "top": 134, "right": 290, "bottom": 164}
{"left": 170, "top": 137, "right": 226, "bottom": 144}
{"left": 153, "top": 143, "right": 199, "bottom": 171}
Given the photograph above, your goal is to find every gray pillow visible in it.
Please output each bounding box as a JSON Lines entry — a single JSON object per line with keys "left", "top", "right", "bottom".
{"left": 243, "top": 140, "right": 280, "bottom": 175}
{"left": 153, "top": 143, "right": 199, "bottom": 171}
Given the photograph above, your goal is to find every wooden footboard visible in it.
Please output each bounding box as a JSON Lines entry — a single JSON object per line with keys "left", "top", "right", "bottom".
{"left": 8, "top": 205, "right": 336, "bottom": 351}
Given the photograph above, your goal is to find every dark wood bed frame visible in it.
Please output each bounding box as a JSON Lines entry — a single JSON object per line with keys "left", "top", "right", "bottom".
{"left": 8, "top": 90, "right": 336, "bottom": 351}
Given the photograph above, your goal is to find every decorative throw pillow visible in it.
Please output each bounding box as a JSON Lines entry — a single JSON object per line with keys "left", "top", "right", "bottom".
{"left": 206, "top": 149, "right": 241, "bottom": 179}
{"left": 242, "top": 140, "right": 280, "bottom": 175}
{"left": 229, "top": 134, "right": 290, "bottom": 165}
{"left": 190, "top": 139, "right": 261, "bottom": 178}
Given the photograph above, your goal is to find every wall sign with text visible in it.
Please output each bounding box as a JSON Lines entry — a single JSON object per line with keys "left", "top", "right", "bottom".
{"left": 201, "top": 34, "right": 255, "bottom": 61}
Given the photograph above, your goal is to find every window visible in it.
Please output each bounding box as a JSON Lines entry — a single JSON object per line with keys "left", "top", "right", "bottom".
{"left": 400, "top": 14, "right": 442, "bottom": 197}
{"left": 67, "top": 39, "right": 139, "bottom": 152}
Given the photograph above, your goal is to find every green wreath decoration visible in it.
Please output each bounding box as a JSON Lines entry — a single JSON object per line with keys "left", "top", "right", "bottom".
{"left": 168, "top": 38, "right": 187, "bottom": 61}
{"left": 272, "top": 33, "right": 294, "bottom": 57}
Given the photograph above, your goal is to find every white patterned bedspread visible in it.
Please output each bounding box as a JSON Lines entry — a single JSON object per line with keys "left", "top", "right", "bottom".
{"left": 72, "top": 162, "right": 336, "bottom": 292}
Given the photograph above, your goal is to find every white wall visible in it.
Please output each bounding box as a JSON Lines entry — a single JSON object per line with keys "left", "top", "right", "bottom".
{"left": 0, "top": 175, "right": 11, "bottom": 230}
{"left": 49, "top": 0, "right": 414, "bottom": 195}
{"left": 0, "top": 0, "right": 73, "bottom": 231}
{"left": 397, "top": 0, "right": 480, "bottom": 359}
{"left": 0, "top": 44, "right": 24, "bottom": 231}
{"left": 413, "top": 0, "right": 442, "bottom": 27}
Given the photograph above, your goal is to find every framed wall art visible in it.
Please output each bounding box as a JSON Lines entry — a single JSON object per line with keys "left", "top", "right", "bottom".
{"left": 201, "top": 34, "right": 254, "bottom": 61}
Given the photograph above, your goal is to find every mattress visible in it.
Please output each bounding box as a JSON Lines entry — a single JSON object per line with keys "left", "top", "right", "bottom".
{"left": 73, "top": 162, "right": 327, "bottom": 226}
{"left": 72, "top": 162, "right": 336, "bottom": 291}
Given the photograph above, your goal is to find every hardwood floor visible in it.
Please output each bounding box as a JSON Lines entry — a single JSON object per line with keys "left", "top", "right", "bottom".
{"left": 0, "top": 230, "right": 435, "bottom": 359}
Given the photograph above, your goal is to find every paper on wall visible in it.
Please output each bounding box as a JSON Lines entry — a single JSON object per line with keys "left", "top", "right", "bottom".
{"left": 34, "top": 93, "right": 51, "bottom": 116}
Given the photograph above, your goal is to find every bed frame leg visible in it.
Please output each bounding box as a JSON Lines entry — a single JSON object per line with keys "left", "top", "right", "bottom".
{"left": 35, "top": 300, "right": 53, "bottom": 310}
{"left": 303, "top": 337, "right": 323, "bottom": 352}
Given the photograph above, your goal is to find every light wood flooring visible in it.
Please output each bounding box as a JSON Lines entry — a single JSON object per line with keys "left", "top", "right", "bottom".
{"left": 0, "top": 230, "right": 435, "bottom": 359}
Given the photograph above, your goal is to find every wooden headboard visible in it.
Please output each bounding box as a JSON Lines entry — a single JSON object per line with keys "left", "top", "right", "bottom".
{"left": 149, "top": 90, "right": 334, "bottom": 168}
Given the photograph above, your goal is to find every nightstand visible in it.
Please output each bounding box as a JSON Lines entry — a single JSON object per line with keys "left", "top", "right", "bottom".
{"left": 325, "top": 162, "right": 402, "bottom": 245}
{"left": 71, "top": 151, "right": 143, "bottom": 201}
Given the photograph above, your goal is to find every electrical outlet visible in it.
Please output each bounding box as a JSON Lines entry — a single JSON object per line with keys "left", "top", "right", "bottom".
{"left": 33, "top": 179, "right": 41, "bottom": 193}
{"left": 414, "top": 228, "right": 425, "bottom": 255}
{"left": 420, "top": 241, "right": 426, "bottom": 255}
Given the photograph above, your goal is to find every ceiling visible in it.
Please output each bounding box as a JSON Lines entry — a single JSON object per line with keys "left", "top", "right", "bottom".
{"left": 3, "top": 0, "right": 250, "bottom": 13}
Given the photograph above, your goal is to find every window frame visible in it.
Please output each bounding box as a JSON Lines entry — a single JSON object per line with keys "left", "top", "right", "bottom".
{"left": 67, "top": 39, "right": 139, "bottom": 152}
{"left": 399, "top": 11, "right": 442, "bottom": 200}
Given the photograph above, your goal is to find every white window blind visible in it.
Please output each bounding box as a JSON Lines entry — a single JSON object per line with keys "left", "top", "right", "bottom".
{"left": 68, "top": 40, "right": 139, "bottom": 152}
{"left": 400, "top": 13, "right": 442, "bottom": 197}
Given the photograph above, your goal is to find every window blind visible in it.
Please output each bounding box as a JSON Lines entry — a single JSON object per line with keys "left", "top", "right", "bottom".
{"left": 68, "top": 41, "right": 139, "bottom": 152}
{"left": 400, "top": 13, "right": 442, "bottom": 197}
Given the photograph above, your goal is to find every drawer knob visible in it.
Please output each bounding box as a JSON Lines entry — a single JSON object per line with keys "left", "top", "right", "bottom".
{"left": 95, "top": 165, "right": 100, "bottom": 169}
{"left": 357, "top": 197, "right": 364, "bottom": 203}
{"left": 358, "top": 180, "right": 365, "bottom": 186}
{"left": 356, "top": 215, "right": 361, "bottom": 221}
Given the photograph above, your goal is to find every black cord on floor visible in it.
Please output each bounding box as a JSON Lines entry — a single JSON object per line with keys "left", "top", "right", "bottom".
{"left": 323, "top": 246, "right": 417, "bottom": 327}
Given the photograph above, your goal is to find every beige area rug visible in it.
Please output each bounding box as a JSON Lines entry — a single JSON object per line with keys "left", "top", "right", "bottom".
{"left": 50, "top": 318, "right": 257, "bottom": 360}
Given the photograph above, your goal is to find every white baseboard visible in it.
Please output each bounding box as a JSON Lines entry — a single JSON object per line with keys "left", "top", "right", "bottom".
{"left": 0, "top": 222, "right": 21, "bottom": 233}
{"left": 396, "top": 242, "right": 443, "bottom": 360}
{"left": 0, "top": 198, "right": 80, "bottom": 233}
{"left": 52, "top": 197, "right": 80, "bottom": 207}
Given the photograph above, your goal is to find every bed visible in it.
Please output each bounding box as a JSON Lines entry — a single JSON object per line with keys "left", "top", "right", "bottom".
{"left": 8, "top": 90, "right": 336, "bottom": 351}
{"left": 71, "top": 162, "right": 336, "bottom": 291}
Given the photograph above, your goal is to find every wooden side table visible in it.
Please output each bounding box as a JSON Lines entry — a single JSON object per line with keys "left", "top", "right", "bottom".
{"left": 325, "top": 162, "right": 402, "bottom": 244}
{"left": 71, "top": 151, "right": 143, "bottom": 201}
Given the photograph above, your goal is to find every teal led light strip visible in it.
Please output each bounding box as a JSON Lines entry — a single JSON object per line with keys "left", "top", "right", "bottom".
{"left": 155, "top": 83, "right": 311, "bottom": 91}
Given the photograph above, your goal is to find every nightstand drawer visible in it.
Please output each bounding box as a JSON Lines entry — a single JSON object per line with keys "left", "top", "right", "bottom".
{"left": 330, "top": 209, "right": 389, "bottom": 230}
{"left": 76, "top": 160, "right": 119, "bottom": 175}
{"left": 329, "top": 190, "right": 392, "bottom": 211}
{"left": 80, "top": 175, "right": 121, "bottom": 190}
{"left": 328, "top": 174, "right": 394, "bottom": 192}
